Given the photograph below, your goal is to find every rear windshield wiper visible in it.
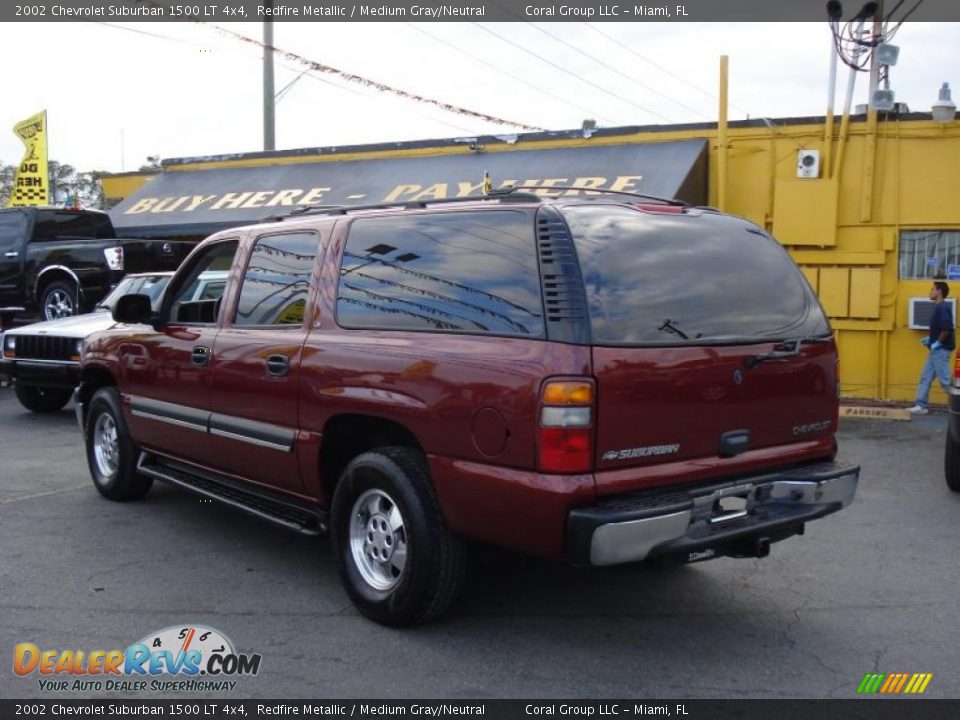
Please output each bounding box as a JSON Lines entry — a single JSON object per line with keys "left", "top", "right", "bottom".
{"left": 745, "top": 336, "right": 831, "bottom": 368}
{"left": 658, "top": 318, "right": 701, "bottom": 340}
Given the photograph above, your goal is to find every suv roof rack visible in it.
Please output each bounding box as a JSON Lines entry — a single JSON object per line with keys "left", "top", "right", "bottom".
{"left": 493, "top": 185, "right": 689, "bottom": 207}
{"left": 260, "top": 185, "right": 687, "bottom": 223}
{"left": 265, "top": 191, "right": 545, "bottom": 223}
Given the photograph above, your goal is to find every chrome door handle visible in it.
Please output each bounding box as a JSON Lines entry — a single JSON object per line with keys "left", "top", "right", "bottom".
{"left": 191, "top": 346, "right": 211, "bottom": 367}
{"left": 265, "top": 354, "right": 290, "bottom": 377}
{"left": 3, "top": 252, "right": 17, "bottom": 258}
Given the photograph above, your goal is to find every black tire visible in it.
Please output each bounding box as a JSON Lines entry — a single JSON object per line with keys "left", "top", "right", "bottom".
{"left": 40, "top": 280, "right": 79, "bottom": 320}
{"left": 946, "top": 431, "right": 960, "bottom": 492}
{"left": 330, "top": 446, "right": 467, "bottom": 626}
{"left": 85, "top": 387, "right": 152, "bottom": 501}
{"left": 15, "top": 384, "right": 72, "bottom": 413}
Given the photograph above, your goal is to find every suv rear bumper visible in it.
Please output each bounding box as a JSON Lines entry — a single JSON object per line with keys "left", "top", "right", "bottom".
{"left": 567, "top": 461, "right": 859, "bottom": 566}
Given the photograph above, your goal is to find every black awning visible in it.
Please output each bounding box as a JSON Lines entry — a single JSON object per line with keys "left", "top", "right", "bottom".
{"left": 110, "top": 140, "right": 708, "bottom": 238}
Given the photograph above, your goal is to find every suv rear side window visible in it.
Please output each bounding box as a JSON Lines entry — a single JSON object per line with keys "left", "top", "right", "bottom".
{"left": 234, "top": 232, "right": 317, "bottom": 326}
{"left": 562, "top": 205, "right": 830, "bottom": 345}
{"left": 336, "top": 210, "right": 543, "bottom": 337}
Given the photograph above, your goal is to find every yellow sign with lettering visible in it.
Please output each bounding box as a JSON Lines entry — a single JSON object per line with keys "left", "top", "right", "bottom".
{"left": 122, "top": 176, "right": 646, "bottom": 216}
{"left": 8, "top": 110, "right": 49, "bottom": 207}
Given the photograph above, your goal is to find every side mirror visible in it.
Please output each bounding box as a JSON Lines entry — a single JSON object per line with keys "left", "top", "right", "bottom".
{"left": 113, "top": 294, "right": 155, "bottom": 325}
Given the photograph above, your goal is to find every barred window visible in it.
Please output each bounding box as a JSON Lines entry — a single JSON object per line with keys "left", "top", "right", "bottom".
{"left": 899, "top": 230, "right": 960, "bottom": 280}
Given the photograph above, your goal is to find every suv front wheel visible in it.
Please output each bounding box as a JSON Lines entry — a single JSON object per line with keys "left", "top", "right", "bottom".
{"left": 331, "top": 447, "right": 466, "bottom": 626}
{"left": 85, "top": 387, "right": 152, "bottom": 501}
{"left": 15, "top": 384, "right": 72, "bottom": 413}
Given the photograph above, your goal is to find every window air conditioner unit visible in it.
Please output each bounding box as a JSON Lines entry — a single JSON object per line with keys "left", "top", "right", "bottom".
{"left": 908, "top": 297, "right": 957, "bottom": 329}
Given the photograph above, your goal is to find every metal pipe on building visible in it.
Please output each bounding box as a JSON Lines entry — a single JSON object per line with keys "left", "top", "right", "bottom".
{"left": 867, "top": 0, "right": 884, "bottom": 110}
{"left": 860, "top": 1, "right": 883, "bottom": 222}
{"left": 833, "top": 22, "right": 867, "bottom": 181}
{"left": 717, "top": 55, "right": 729, "bottom": 212}
{"left": 824, "top": 29, "right": 838, "bottom": 177}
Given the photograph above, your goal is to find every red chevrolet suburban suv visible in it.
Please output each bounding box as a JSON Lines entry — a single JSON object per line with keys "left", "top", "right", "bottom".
{"left": 76, "top": 189, "right": 859, "bottom": 625}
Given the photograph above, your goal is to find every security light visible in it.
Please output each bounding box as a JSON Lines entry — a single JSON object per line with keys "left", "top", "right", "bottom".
{"left": 873, "top": 89, "right": 896, "bottom": 112}
{"left": 876, "top": 43, "right": 899, "bottom": 66}
{"left": 932, "top": 82, "right": 957, "bottom": 123}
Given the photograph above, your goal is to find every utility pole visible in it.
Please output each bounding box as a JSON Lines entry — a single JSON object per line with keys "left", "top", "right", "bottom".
{"left": 263, "top": 1, "right": 276, "bottom": 151}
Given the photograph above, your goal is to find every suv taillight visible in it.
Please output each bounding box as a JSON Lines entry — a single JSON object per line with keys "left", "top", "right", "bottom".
{"left": 537, "top": 378, "right": 595, "bottom": 474}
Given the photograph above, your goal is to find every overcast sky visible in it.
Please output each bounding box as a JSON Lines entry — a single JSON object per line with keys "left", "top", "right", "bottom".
{"left": 1, "top": 21, "right": 958, "bottom": 172}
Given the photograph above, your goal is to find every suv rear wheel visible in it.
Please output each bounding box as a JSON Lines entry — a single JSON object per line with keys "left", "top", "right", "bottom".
{"left": 85, "top": 387, "right": 152, "bottom": 501}
{"left": 15, "top": 384, "right": 72, "bottom": 413}
{"left": 331, "top": 447, "right": 466, "bottom": 626}
{"left": 946, "top": 432, "right": 960, "bottom": 492}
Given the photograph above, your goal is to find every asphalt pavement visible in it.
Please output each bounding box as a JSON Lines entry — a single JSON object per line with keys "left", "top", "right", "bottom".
{"left": 1, "top": 388, "right": 958, "bottom": 699}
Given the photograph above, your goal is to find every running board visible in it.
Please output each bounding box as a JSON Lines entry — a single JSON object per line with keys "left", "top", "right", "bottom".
{"left": 137, "top": 452, "right": 327, "bottom": 536}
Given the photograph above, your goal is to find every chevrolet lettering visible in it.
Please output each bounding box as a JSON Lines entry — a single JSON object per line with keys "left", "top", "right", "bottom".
{"left": 793, "top": 421, "right": 833, "bottom": 435}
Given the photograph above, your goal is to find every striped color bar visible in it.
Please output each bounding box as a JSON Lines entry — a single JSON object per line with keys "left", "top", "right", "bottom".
{"left": 857, "top": 673, "right": 933, "bottom": 694}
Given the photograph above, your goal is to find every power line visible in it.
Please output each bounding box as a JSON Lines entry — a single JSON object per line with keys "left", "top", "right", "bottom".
{"left": 583, "top": 23, "right": 752, "bottom": 117}
{"left": 132, "top": 1, "right": 543, "bottom": 131}
{"left": 207, "top": 23, "right": 543, "bottom": 131}
{"left": 890, "top": 0, "right": 926, "bottom": 33}
{"left": 528, "top": 23, "right": 710, "bottom": 120}
{"left": 297, "top": 71, "right": 479, "bottom": 135}
{"left": 480, "top": 0, "right": 698, "bottom": 118}
{"left": 584, "top": 23, "right": 715, "bottom": 100}
{"left": 469, "top": 22, "right": 673, "bottom": 123}
{"left": 95, "top": 21, "right": 210, "bottom": 47}
{"left": 885, "top": 0, "right": 908, "bottom": 18}
{"left": 94, "top": 22, "right": 479, "bottom": 142}
{"left": 404, "top": 23, "right": 616, "bottom": 126}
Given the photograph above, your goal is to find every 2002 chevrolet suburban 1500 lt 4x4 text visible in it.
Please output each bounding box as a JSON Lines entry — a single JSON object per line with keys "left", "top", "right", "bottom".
{"left": 75, "top": 189, "right": 860, "bottom": 625}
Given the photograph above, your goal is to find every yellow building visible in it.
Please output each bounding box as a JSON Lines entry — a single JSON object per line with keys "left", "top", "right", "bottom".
{"left": 102, "top": 110, "right": 960, "bottom": 405}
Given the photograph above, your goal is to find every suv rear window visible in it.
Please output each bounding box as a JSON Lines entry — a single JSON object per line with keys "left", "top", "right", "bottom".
{"left": 336, "top": 210, "right": 544, "bottom": 337}
{"left": 561, "top": 205, "right": 830, "bottom": 345}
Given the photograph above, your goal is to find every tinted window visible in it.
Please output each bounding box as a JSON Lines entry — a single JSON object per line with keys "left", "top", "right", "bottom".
{"left": 32, "top": 211, "right": 96, "bottom": 240}
{"left": 197, "top": 279, "right": 226, "bottom": 300}
{"left": 0, "top": 212, "right": 28, "bottom": 252}
{"left": 91, "top": 212, "right": 115, "bottom": 239}
{"left": 562, "top": 205, "right": 830, "bottom": 345}
{"left": 169, "top": 241, "right": 238, "bottom": 325}
{"left": 234, "top": 232, "right": 317, "bottom": 326}
{"left": 99, "top": 274, "right": 170, "bottom": 311}
{"left": 336, "top": 211, "right": 543, "bottom": 336}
